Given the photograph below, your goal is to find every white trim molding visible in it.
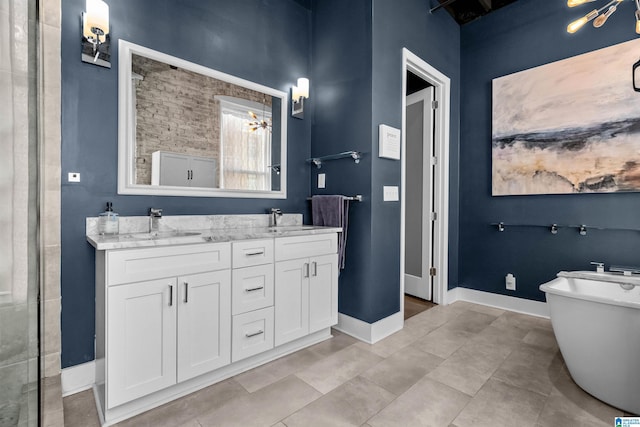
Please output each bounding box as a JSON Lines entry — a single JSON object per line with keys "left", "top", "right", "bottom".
{"left": 61, "top": 360, "right": 96, "bottom": 396}
{"left": 448, "top": 287, "right": 549, "bottom": 318}
{"left": 334, "top": 311, "right": 404, "bottom": 344}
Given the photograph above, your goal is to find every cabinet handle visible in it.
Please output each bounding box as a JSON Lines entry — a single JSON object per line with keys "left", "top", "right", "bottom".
{"left": 190, "top": 170, "right": 193, "bottom": 180}
{"left": 169, "top": 285, "right": 173, "bottom": 306}
{"left": 245, "top": 330, "right": 264, "bottom": 338}
{"left": 184, "top": 282, "right": 189, "bottom": 303}
{"left": 312, "top": 261, "right": 317, "bottom": 277}
{"left": 245, "top": 286, "right": 264, "bottom": 292}
{"left": 304, "top": 262, "right": 309, "bottom": 278}
{"left": 245, "top": 250, "right": 265, "bottom": 256}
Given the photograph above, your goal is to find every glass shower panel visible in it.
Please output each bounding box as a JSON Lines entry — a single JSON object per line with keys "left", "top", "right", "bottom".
{"left": 0, "top": 0, "right": 40, "bottom": 426}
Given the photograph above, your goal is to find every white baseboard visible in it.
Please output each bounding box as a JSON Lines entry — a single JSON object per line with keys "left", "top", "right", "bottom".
{"left": 334, "top": 311, "right": 404, "bottom": 344}
{"left": 448, "top": 287, "right": 549, "bottom": 318}
{"left": 62, "top": 360, "right": 96, "bottom": 396}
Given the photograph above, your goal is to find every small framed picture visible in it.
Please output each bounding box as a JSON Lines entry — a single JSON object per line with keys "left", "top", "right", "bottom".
{"left": 379, "top": 124, "right": 401, "bottom": 160}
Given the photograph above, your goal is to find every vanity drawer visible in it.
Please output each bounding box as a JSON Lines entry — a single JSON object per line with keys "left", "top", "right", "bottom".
{"left": 275, "top": 234, "right": 338, "bottom": 261}
{"left": 232, "top": 307, "right": 274, "bottom": 362}
{"left": 232, "top": 239, "right": 274, "bottom": 268}
{"left": 106, "top": 243, "right": 231, "bottom": 286}
{"left": 232, "top": 264, "right": 274, "bottom": 315}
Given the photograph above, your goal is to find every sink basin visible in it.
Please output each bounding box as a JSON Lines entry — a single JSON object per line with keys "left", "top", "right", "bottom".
{"left": 126, "top": 231, "right": 202, "bottom": 240}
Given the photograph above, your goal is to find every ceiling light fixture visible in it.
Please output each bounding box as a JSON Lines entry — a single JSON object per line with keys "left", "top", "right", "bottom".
{"left": 567, "top": 0, "right": 640, "bottom": 34}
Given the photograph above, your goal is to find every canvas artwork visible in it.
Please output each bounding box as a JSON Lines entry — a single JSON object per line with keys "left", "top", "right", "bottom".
{"left": 492, "top": 38, "right": 640, "bottom": 196}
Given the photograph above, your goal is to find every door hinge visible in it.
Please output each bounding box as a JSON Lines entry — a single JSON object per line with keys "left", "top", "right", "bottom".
{"left": 431, "top": 100, "right": 439, "bottom": 109}
{"left": 429, "top": 267, "right": 437, "bottom": 276}
{"left": 430, "top": 212, "right": 437, "bottom": 221}
{"left": 431, "top": 156, "right": 437, "bottom": 166}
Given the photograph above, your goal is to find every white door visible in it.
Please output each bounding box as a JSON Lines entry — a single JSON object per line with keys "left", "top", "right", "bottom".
{"left": 274, "top": 258, "right": 309, "bottom": 346}
{"left": 190, "top": 157, "right": 217, "bottom": 188}
{"left": 404, "top": 87, "right": 435, "bottom": 301}
{"left": 107, "top": 278, "right": 177, "bottom": 408}
{"left": 177, "top": 270, "right": 231, "bottom": 382}
{"left": 157, "top": 152, "right": 190, "bottom": 186}
{"left": 309, "top": 254, "right": 338, "bottom": 333}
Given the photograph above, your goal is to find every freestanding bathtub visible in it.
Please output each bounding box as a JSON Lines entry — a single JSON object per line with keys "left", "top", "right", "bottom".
{"left": 540, "top": 271, "right": 640, "bottom": 415}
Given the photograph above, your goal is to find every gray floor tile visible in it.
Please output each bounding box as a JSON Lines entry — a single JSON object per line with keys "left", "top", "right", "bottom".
{"left": 353, "top": 326, "right": 427, "bottom": 358}
{"left": 464, "top": 303, "right": 505, "bottom": 317}
{"left": 282, "top": 376, "right": 395, "bottom": 427}
{"left": 444, "top": 309, "right": 499, "bottom": 334}
{"left": 116, "top": 379, "right": 247, "bottom": 427}
{"left": 522, "top": 327, "right": 559, "bottom": 352}
{"left": 306, "top": 330, "right": 358, "bottom": 358}
{"left": 62, "top": 390, "right": 100, "bottom": 427}
{"left": 234, "top": 348, "right": 323, "bottom": 393}
{"left": 368, "top": 377, "right": 470, "bottom": 427}
{"left": 453, "top": 378, "right": 547, "bottom": 427}
{"left": 195, "top": 375, "right": 321, "bottom": 427}
{"left": 536, "top": 387, "right": 613, "bottom": 427}
{"left": 492, "top": 343, "right": 558, "bottom": 396}
{"left": 296, "top": 345, "right": 383, "bottom": 394}
{"left": 427, "top": 339, "right": 511, "bottom": 396}
{"left": 360, "top": 346, "right": 443, "bottom": 395}
{"left": 411, "top": 325, "right": 474, "bottom": 359}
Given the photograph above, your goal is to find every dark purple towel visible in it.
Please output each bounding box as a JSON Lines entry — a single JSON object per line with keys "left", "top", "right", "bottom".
{"left": 311, "top": 195, "right": 349, "bottom": 269}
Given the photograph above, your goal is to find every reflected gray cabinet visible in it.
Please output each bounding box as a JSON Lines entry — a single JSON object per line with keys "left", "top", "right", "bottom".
{"left": 151, "top": 151, "right": 217, "bottom": 188}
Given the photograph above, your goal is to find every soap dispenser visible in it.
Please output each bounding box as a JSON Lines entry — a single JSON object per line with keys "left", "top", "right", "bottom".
{"left": 98, "top": 202, "right": 119, "bottom": 235}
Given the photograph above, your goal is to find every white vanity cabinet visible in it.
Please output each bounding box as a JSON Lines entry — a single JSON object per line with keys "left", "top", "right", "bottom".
{"left": 92, "top": 229, "right": 339, "bottom": 425}
{"left": 274, "top": 234, "right": 338, "bottom": 346}
{"left": 96, "top": 243, "right": 231, "bottom": 410}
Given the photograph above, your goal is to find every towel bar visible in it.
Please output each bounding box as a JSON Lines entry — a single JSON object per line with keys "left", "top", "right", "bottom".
{"left": 307, "top": 195, "right": 363, "bottom": 202}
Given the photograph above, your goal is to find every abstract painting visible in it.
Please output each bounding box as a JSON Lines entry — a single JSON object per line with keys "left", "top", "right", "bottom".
{"left": 492, "top": 38, "right": 640, "bottom": 196}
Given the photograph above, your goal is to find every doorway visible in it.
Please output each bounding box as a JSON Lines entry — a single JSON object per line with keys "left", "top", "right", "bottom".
{"left": 400, "top": 49, "right": 450, "bottom": 319}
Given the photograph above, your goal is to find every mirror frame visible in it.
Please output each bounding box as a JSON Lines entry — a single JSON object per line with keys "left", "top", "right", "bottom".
{"left": 117, "top": 40, "right": 288, "bottom": 198}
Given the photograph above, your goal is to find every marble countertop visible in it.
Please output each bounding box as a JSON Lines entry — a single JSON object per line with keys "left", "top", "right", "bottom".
{"left": 87, "top": 225, "right": 342, "bottom": 251}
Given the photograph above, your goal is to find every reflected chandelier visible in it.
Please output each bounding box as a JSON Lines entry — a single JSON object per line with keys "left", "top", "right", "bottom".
{"left": 567, "top": 0, "right": 640, "bottom": 34}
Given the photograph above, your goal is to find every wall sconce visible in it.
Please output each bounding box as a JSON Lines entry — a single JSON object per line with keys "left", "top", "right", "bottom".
{"left": 82, "top": 0, "right": 111, "bottom": 68}
{"left": 291, "top": 77, "right": 309, "bottom": 119}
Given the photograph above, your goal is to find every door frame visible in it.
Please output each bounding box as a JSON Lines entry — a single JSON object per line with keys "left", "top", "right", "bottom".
{"left": 400, "top": 48, "right": 450, "bottom": 312}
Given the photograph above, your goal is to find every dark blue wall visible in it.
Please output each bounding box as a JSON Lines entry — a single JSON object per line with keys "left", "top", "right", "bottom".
{"left": 61, "top": 0, "right": 312, "bottom": 368}
{"left": 459, "top": 0, "right": 640, "bottom": 301}
{"left": 371, "top": 0, "right": 461, "bottom": 319}
{"left": 310, "top": 0, "right": 460, "bottom": 324}
{"left": 310, "top": 0, "right": 375, "bottom": 322}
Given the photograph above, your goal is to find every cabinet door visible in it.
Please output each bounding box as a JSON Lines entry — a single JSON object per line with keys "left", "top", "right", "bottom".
{"left": 157, "top": 152, "right": 190, "bottom": 186}
{"left": 274, "top": 258, "right": 309, "bottom": 346}
{"left": 309, "top": 254, "right": 339, "bottom": 333}
{"left": 190, "top": 157, "right": 217, "bottom": 188}
{"left": 107, "top": 278, "right": 177, "bottom": 408}
{"left": 177, "top": 270, "right": 231, "bottom": 382}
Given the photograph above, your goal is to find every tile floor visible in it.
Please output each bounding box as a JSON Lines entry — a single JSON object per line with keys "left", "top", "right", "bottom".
{"left": 63, "top": 301, "right": 632, "bottom": 427}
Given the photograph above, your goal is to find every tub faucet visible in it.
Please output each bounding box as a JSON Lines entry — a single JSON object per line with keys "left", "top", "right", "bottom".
{"left": 590, "top": 261, "right": 604, "bottom": 273}
{"left": 149, "top": 208, "right": 163, "bottom": 232}
{"left": 269, "top": 208, "right": 283, "bottom": 227}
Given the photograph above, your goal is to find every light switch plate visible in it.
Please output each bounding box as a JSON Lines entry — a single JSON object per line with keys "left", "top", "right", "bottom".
{"left": 383, "top": 186, "right": 399, "bottom": 201}
{"left": 318, "top": 173, "right": 326, "bottom": 189}
{"left": 68, "top": 172, "right": 81, "bottom": 183}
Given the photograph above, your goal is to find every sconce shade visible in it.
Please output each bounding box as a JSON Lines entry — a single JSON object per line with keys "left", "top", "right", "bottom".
{"left": 83, "top": 0, "right": 109, "bottom": 38}
{"left": 295, "top": 77, "right": 309, "bottom": 99}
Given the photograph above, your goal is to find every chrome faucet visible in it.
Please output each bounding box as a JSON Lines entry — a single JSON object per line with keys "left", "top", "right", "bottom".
{"left": 149, "top": 208, "right": 163, "bottom": 232}
{"left": 269, "top": 208, "right": 283, "bottom": 227}
{"left": 590, "top": 261, "right": 604, "bottom": 273}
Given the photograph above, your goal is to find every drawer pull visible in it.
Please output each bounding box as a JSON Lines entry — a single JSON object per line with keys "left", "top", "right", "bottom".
{"left": 184, "top": 282, "right": 189, "bottom": 303}
{"left": 245, "top": 250, "right": 265, "bottom": 256}
{"left": 245, "top": 286, "right": 264, "bottom": 292}
{"left": 304, "top": 262, "right": 309, "bottom": 278}
{"left": 311, "top": 261, "right": 317, "bottom": 277}
{"left": 169, "top": 285, "right": 173, "bottom": 306}
{"left": 245, "top": 330, "right": 264, "bottom": 338}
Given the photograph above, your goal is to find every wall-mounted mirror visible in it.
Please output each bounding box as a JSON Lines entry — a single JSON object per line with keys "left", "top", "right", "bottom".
{"left": 118, "top": 40, "right": 287, "bottom": 198}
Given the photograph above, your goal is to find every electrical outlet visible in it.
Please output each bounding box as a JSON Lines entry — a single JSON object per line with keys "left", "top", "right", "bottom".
{"left": 318, "top": 173, "right": 326, "bottom": 189}
{"left": 68, "top": 172, "right": 81, "bottom": 183}
{"left": 505, "top": 273, "right": 516, "bottom": 291}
